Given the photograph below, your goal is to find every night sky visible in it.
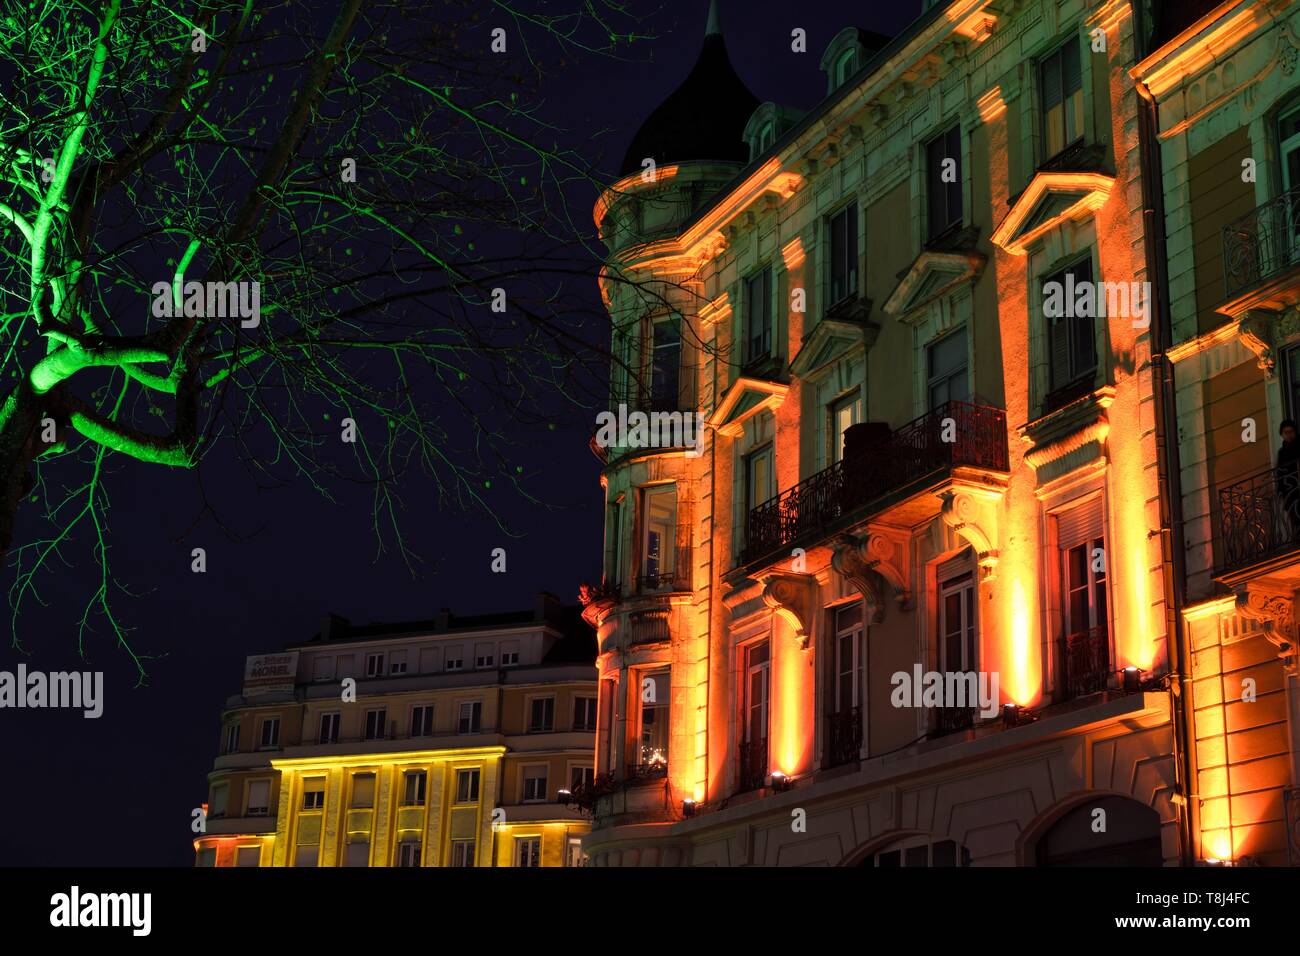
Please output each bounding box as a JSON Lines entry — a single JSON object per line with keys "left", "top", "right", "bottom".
{"left": 0, "top": 1, "right": 921, "bottom": 866}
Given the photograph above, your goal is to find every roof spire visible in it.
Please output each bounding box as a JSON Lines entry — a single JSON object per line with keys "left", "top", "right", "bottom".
{"left": 705, "top": 0, "right": 721, "bottom": 37}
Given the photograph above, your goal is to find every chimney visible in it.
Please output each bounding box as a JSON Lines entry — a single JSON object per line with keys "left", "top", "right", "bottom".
{"left": 535, "top": 591, "right": 561, "bottom": 623}
{"left": 320, "top": 613, "right": 350, "bottom": 641}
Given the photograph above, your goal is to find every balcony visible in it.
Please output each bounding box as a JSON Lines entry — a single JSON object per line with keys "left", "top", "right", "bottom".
{"left": 1222, "top": 188, "right": 1300, "bottom": 307}
{"left": 928, "top": 705, "right": 976, "bottom": 739}
{"left": 743, "top": 400, "right": 1008, "bottom": 565}
{"left": 1216, "top": 464, "right": 1300, "bottom": 578}
{"left": 736, "top": 736, "right": 768, "bottom": 793}
{"left": 824, "top": 706, "right": 861, "bottom": 768}
{"left": 1057, "top": 626, "right": 1111, "bottom": 701}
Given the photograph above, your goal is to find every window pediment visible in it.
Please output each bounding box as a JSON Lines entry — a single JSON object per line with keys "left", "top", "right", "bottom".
{"left": 790, "top": 309, "right": 879, "bottom": 379}
{"left": 882, "top": 250, "right": 986, "bottom": 324}
{"left": 991, "top": 172, "right": 1113, "bottom": 256}
{"left": 708, "top": 377, "right": 788, "bottom": 437}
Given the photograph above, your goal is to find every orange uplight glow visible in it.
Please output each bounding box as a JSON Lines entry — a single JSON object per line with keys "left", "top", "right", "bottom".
{"left": 1006, "top": 576, "right": 1037, "bottom": 706}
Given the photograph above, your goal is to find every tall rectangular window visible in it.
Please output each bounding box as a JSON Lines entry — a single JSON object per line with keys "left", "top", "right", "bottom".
{"left": 302, "top": 778, "right": 325, "bottom": 811}
{"left": 640, "top": 485, "right": 677, "bottom": 588}
{"left": 649, "top": 317, "right": 681, "bottom": 412}
{"left": 223, "top": 722, "right": 240, "bottom": 755}
{"left": 455, "top": 768, "right": 481, "bottom": 803}
{"left": 830, "top": 392, "right": 863, "bottom": 464}
{"left": 637, "top": 668, "right": 670, "bottom": 771}
{"left": 318, "top": 711, "right": 340, "bottom": 744}
{"left": 927, "top": 328, "right": 970, "bottom": 410}
{"left": 522, "top": 765, "right": 549, "bottom": 803}
{"left": 1056, "top": 498, "right": 1109, "bottom": 698}
{"left": 745, "top": 642, "right": 771, "bottom": 747}
{"left": 939, "top": 565, "right": 978, "bottom": 673}
{"left": 1040, "top": 40, "right": 1083, "bottom": 160}
{"left": 834, "top": 603, "right": 863, "bottom": 714}
{"left": 402, "top": 771, "right": 427, "bottom": 806}
{"left": 926, "top": 124, "right": 962, "bottom": 239}
{"left": 396, "top": 840, "right": 421, "bottom": 868}
{"left": 246, "top": 779, "right": 271, "bottom": 816}
{"left": 363, "top": 708, "right": 387, "bottom": 740}
{"left": 350, "top": 773, "right": 375, "bottom": 809}
{"left": 258, "top": 717, "right": 279, "bottom": 749}
{"left": 744, "top": 267, "right": 772, "bottom": 365}
{"left": 1045, "top": 257, "right": 1097, "bottom": 396}
{"left": 450, "top": 840, "right": 475, "bottom": 867}
{"left": 209, "top": 783, "right": 229, "bottom": 819}
{"left": 458, "top": 701, "right": 482, "bottom": 734}
{"left": 365, "top": 652, "right": 385, "bottom": 678}
{"left": 828, "top": 204, "right": 859, "bottom": 305}
{"left": 409, "top": 704, "right": 433, "bottom": 738}
{"left": 529, "top": 697, "right": 555, "bottom": 733}
{"left": 571, "top": 765, "right": 595, "bottom": 792}
{"left": 573, "top": 696, "right": 597, "bottom": 732}
{"left": 745, "top": 444, "right": 774, "bottom": 514}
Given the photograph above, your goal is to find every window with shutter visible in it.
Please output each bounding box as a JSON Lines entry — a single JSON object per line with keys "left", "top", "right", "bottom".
{"left": 1044, "top": 256, "right": 1097, "bottom": 401}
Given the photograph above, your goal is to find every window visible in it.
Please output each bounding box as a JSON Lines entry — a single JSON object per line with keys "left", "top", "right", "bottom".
{"left": 363, "top": 708, "right": 387, "bottom": 740}
{"left": 344, "top": 839, "right": 369, "bottom": 867}
{"left": 756, "top": 120, "right": 776, "bottom": 153}
{"left": 1040, "top": 40, "right": 1083, "bottom": 161}
{"left": 745, "top": 444, "right": 774, "bottom": 515}
{"left": 458, "top": 701, "right": 482, "bottom": 734}
{"left": 418, "top": 647, "right": 442, "bottom": 673}
{"left": 637, "top": 668, "right": 670, "bottom": 770}
{"left": 455, "top": 768, "right": 481, "bottom": 803}
{"left": 1056, "top": 498, "right": 1110, "bottom": 697}
{"left": 475, "top": 644, "right": 495, "bottom": 668}
{"left": 196, "top": 848, "right": 217, "bottom": 867}
{"left": 522, "top": 765, "right": 549, "bottom": 803}
{"left": 833, "top": 48, "right": 857, "bottom": 89}
{"left": 939, "top": 563, "right": 978, "bottom": 673}
{"left": 830, "top": 392, "right": 863, "bottom": 464}
{"left": 409, "top": 704, "right": 433, "bottom": 738}
{"left": 257, "top": 717, "right": 279, "bottom": 750}
{"left": 318, "top": 711, "right": 340, "bottom": 744}
{"left": 222, "top": 722, "right": 240, "bottom": 754}
{"left": 293, "top": 845, "right": 318, "bottom": 868}
{"left": 396, "top": 840, "right": 422, "bottom": 868}
{"left": 246, "top": 779, "right": 271, "bottom": 816}
{"left": 402, "top": 771, "right": 427, "bottom": 806}
{"left": 833, "top": 603, "right": 863, "bottom": 715}
{"left": 529, "top": 697, "right": 555, "bottom": 733}
{"left": 1044, "top": 256, "right": 1097, "bottom": 397}
{"left": 389, "top": 650, "right": 407, "bottom": 675}
{"left": 350, "top": 773, "right": 375, "bottom": 809}
{"left": 365, "top": 652, "right": 385, "bottom": 677}
{"left": 926, "top": 124, "right": 962, "bottom": 239}
{"left": 649, "top": 317, "right": 681, "bottom": 412}
{"left": 450, "top": 840, "right": 475, "bottom": 867}
{"left": 1287, "top": 345, "right": 1300, "bottom": 422}
{"left": 209, "top": 783, "right": 228, "bottom": 819}
{"left": 500, "top": 643, "right": 520, "bottom": 667}
{"left": 745, "top": 643, "right": 771, "bottom": 746}
{"left": 927, "top": 328, "right": 970, "bottom": 410}
{"left": 870, "top": 837, "right": 971, "bottom": 867}
{"left": 571, "top": 765, "right": 595, "bottom": 792}
{"left": 566, "top": 836, "right": 585, "bottom": 868}
{"left": 744, "top": 267, "right": 772, "bottom": 365}
{"left": 445, "top": 646, "right": 464, "bottom": 671}
{"left": 311, "top": 656, "right": 334, "bottom": 682}
{"left": 573, "top": 696, "right": 597, "bottom": 732}
{"left": 515, "top": 837, "right": 542, "bottom": 868}
{"left": 640, "top": 485, "right": 677, "bottom": 587}
{"left": 828, "top": 204, "right": 858, "bottom": 306}
{"left": 1279, "top": 104, "right": 1300, "bottom": 260}
{"left": 302, "top": 778, "right": 325, "bottom": 811}
{"left": 235, "top": 846, "right": 261, "bottom": 868}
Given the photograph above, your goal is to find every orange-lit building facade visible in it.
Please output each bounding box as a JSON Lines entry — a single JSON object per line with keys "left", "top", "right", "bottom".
{"left": 1133, "top": 0, "right": 1300, "bottom": 866}
{"left": 194, "top": 595, "right": 597, "bottom": 867}
{"left": 577, "top": 0, "right": 1297, "bottom": 866}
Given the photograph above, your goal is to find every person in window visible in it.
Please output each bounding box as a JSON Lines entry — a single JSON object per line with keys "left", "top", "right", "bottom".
{"left": 1276, "top": 419, "right": 1300, "bottom": 537}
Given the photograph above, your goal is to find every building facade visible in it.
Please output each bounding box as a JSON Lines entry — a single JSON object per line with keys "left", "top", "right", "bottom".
{"left": 1134, "top": 0, "right": 1300, "bottom": 866}
{"left": 194, "top": 594, "right": 597, "bottom": 867}
{"left": 578, "top": 0, "right": 1298, "bottom": 866}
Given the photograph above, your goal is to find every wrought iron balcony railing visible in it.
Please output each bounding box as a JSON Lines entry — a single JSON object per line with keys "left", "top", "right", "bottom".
{"left": 1058, "top": 626, "right": 1110, "bottom": 701}
{"left": 736, "top": 736, "right": 768, "bottom": 793}
{"left": 929, "top": 705, "right": 976, "bottom": 739}
{"left": 743, "top": 400, "right": 1008, "bottom": 564}
{"left": 1222, "top": 187, "right": 1300, "bottom": 300}
{"left": 824, "top": 706, "right": 862, "bottom": 768}
{"left": 1217, "top": 463, "right": 1300, "bottom": 574}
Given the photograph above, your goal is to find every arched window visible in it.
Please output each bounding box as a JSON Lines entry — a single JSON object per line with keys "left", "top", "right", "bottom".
{"left": 833, "top": 48, "right": 857, "bottom": 90}
{"left": 860, "top": 834, "right": 971, "bottom": 867}
{"left": 1035, "top": 795, "right": 1163, "bottom": 866}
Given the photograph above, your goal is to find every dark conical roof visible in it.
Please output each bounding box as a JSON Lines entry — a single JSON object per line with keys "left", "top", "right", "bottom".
{"left": 619, "top": 7, "right": 760, "bottom": 176}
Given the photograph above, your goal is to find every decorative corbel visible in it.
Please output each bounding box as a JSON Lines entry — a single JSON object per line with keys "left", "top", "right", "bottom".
{"left": 1237, "top": 586, "right": 1299, "bottom": 677}
{"left": 760, "top": 572, "right": 818, "bottom": 651}
{"left": 831, "top": 531, "right": 911, "bottom": 619}
{"left": 1238, "top": 312, "right": 1277, "bottom": 378}
{"left": 939, "top": 491, "right": 999, "bottom": 579}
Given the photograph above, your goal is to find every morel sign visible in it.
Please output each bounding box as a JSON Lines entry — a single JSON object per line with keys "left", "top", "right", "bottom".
{"left": 243, "top": 652, "right": 299, "bottom": 696}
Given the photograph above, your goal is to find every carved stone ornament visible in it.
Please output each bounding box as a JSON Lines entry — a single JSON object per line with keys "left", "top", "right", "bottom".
{"left": 1237, "top": 587, "right": 1299, "bottom": 677}
{"left": 760, "top": 572, "right": 818, "bottom": 651}
{"left": 830, "top": 532, "right": 911, "bottom": 620}
{"left": 939, "top": 491, "right": 999, "bottom": 578}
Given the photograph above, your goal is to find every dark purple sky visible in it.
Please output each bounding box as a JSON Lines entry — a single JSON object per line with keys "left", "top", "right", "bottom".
{"left": 0, "top": 0, "right": 922, "bottom": 866}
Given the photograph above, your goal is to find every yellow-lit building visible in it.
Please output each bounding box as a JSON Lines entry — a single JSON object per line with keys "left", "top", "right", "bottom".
{"left": 194, "top": 593, "right": 597, "bottom": 867}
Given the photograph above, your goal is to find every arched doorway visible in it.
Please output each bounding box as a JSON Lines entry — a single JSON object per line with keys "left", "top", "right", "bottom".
{"left": 1034, "top": 795, "right": 1163, "bottom": 866}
